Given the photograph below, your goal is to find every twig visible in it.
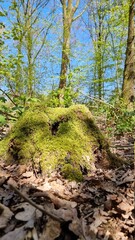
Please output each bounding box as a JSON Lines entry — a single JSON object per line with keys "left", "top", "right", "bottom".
{"left": 33, "top": 191, "right": 77, "bottom": 209}
{"left": 0, "top": 110, "right": 17, "bottom": 120}
{"left": 0, "top": 88, "right": 17, "bottom": 107}
{"left": 110, "top": 144, "right": 134, "bottom": 148}
{"left": 79, "top": 91, "right": 115, "bottom": 109}
{"left": 9, "top": 183, "right": 64, "bottom": 223}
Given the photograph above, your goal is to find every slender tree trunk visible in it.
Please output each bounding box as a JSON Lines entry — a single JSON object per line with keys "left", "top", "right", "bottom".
{"left": 26, "top": 4, "right": 34, "bottom": 97}
{"left": 59, "top": 16, "right": 72, "bottom": 89}
{"left": 15, "top": 38, "right": 23, "bottom": 95}
{"left": 122, "top": 0, "right": 135, "bottom": 109}
{"left": 27, "top": 31, "right": 33, "bottom": 97}
{"left": 14, "top": 1, "right": 23, "bottom": 95}
{"left": 59, "top": 0, "right": 83, "bottom": 92}
{"left": 97, "top": 10, "right": 103, "bottom": 100}
{"left": 97, "top": 34, "right": 103, "bottom": 99}
{"left": 93, "top": 64, "right": 97, "bottom": 97}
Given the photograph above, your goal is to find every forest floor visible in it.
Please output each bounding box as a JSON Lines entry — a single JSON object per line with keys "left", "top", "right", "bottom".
{"left": 0, "top": 121, "right": 134, "bottom": 240}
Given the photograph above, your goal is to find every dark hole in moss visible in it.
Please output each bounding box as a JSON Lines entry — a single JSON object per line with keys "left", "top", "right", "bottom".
{"left": 51, "top": 117, "right": 69, "bottom": 135}
{"left": 51, "top": 122, "right": 60, "bottom": 135}
{"left": 8, "top": 139, "right": 20, "bottom": 160}
{"left": 20, "top": 127, "right": 33, "bottom": 136}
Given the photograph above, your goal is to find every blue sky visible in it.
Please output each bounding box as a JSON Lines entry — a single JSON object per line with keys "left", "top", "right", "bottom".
{"left": 0, "top": 0, "right": 128, "bottom": 99}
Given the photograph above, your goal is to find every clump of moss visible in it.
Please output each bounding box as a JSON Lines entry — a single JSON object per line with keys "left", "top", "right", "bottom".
{"left": 61, "top": 164, "right": 83, "bottom": 182}
{"left": 0, "top": 104, "right": 121, "bottom": 181}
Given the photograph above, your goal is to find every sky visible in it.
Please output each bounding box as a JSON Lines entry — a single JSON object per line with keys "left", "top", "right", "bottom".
{"left": 0, "top": 0, "right": 128, "bottom": 99}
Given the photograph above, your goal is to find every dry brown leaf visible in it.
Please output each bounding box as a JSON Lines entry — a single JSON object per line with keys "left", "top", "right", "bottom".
{"left": 69, "top": 217, "right": 92, "bottom": 240}
{"left": 7, "top": 178, "right": 18, "bottom": 188}
{"left": 0, "top": 203, "right": 14, "bottom": 229}
{"left": 104, "top": 199, "right": 112, "bottom": 211}
{"left": 37, "top": 182, "right": 52, "bottom": 191}
{"left": 14, "top": 202, "right": 36, "bottom": 221}
{"left": 117, "top": 175, "right": 134, "bottom": 185}
{"left": 121, "top": 212, "right": 131, "bottom": 219}
{"left": 117, "top": 202, "right": 134, "bottom": 213}
{"left": 0, "top": 219, "right": 34, "bottom": 240}
{"left": 100, "top": 182, "right": 115, "bottom": 193}
{"left": 35, "top": 209, "right": 42, "bottom": 220}
{"left": 69, "top": 218, "right": 83, "bottom": 237}
{"left": 107, "top": 194, "right": 117, "bottom": 201}
{"left": 89, "top": 208, "right": 108, "bottom": 234}
{"left": 17, "top": 165, "right": 27, "bottom": 176}
{"left": 39, "top": 218, "right": 61, "bottom": 240}
{"left": 112, "top": 231, "right": 128, "bottom": 240}
{"left": 22, "top": 171, "right": 34, "bottom": 178}
{"left": 53, "top": 207, "right": 77, "bottom": 221}
{"left": 0, "top": 176, "right": 7, "bottom": 186}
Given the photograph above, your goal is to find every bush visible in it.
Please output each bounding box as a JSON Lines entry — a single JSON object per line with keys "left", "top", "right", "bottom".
{"left": 88, "top": 98, "right": 135, "bottom": 136}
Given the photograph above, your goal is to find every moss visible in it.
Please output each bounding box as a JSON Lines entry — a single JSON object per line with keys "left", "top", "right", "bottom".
{"left": 0, "top": 137, "right": 10, "bottom": 158}
{"left": 0, "top": 104, "right": 121, "bottom": 180}
{"left": 61, "top": 164, "right": 83, "bottom": 182}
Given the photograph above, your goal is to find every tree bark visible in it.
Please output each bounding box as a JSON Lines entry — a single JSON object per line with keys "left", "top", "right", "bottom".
{"left": 97, "top": 10, "right": 103, "bottom": 99}
{"left": 59, "top": 0, "right": 81, "bottom": 90}
{"left": 59, "top": 9, "right": 72, "bottom": 89}
{"left": 16, "top": 37, "right": 23, "bottom": 95}
{"left": 122, "top": 0, "right": 135, "bottom": 110}
{"left": 26, "top": 1, "right": 34, "bottom": 97}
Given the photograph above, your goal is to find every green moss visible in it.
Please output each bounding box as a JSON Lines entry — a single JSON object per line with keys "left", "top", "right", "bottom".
{"left": 0, "top": 137, "right": 10, "bottom": 158}
{"left": 0, "top": 104, "right": 117, "bottom": 180}
{"left": 61, "top": 164, "right": 83, "bottom": 182}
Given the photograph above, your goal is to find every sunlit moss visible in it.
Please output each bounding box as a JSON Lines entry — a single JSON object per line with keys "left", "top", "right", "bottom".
{"left": 61, "top": 164, "right": 83, "bottom": 182}
{"left": 0, "top": 104, "right": 113, "bottom": 180}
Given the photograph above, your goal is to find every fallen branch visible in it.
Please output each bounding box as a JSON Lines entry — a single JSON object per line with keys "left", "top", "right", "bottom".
{"left": 9, "top": 183, "right": 64, "bottom": 223}
{"left": 33, "top": 191, "right": 77, "bottom": 209}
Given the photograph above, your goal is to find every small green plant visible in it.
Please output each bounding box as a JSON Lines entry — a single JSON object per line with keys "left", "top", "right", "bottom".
{"left": 88, "top": 95, "right": 135, "bottom": 136}
{"left": 0, "top": 90, "right": 40, "bottom": 126}
{"left": 0, "top": 115, "right": 6, "bottom": 126}
{"left": 47, "top": 85, "right": 78, "bottom": 108}
{"left": 106, "top": 99, "right": 135, "bottom": 135}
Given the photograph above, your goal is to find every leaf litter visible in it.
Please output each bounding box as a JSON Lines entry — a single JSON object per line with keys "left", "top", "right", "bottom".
{"left": 0, "top": 157, "right": 134, "bottom": 240}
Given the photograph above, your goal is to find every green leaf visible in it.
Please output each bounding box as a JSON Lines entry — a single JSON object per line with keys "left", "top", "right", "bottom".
{"left": 0, "top": 11, "right": 6, "bottom": 17}
{"left": 27, "top": 98, "right": 40, "bottom": 103}
{"left": 0, "top": 115, "right": 6, "bottom": 126}
{"left": 0, "top": 96, "right": 7, "bottom": 103}
{"left": 12, "top": 106, "right": 23, "bottom": 111}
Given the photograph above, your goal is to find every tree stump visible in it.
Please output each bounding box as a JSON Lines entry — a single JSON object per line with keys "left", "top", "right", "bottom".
{"left": 0, "top": 104, "right": 123, "bottom": 180}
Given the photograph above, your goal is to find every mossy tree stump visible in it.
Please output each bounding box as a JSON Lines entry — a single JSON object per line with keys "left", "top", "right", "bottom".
{"left": 0, "top": 104, "right": 122, "bottom": 181}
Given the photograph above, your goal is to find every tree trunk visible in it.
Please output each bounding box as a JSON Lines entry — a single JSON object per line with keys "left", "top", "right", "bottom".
{"left": 15, "top": 38, "right": 23, "bottom": 95}
{"left": 59, "top": 15, "right": 72, "bottom": 89}
{"left": 59, "top": 0, "right": 82, "bottom": 92}
{"left": 97, "top": 15, "right": 103, "bottom": 100}
{"left": 26, "top": 3, "right": 34, "bottom": 98}
{"left": 122, "top": 0, "right": 135, "bottom": 110}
